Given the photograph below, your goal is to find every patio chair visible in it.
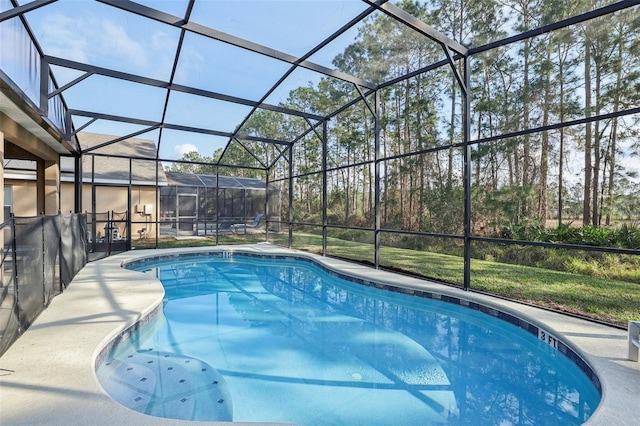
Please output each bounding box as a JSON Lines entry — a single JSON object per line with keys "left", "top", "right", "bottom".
{"left": 231, "top": 213, "right": 264, "bottom": 234}
{"left": 216, "top": 220, "right": 234, "bottom": 234}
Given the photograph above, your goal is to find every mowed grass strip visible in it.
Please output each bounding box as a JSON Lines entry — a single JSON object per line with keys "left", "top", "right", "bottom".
{"left": 292, "top": 234, "right": 640, "bottom": 327}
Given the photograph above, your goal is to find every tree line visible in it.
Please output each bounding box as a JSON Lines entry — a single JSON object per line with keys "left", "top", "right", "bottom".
{"left": 172, "top": 0, "right": 640, "bottom": 239}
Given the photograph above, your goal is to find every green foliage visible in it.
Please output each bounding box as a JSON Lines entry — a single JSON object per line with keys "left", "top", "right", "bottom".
{"left": 616, "top": 224, "right": 640, "bottom": 248}
{"left": 476, "top": 185, "right": 537, "bottom": 228}
{"left": 499, "top": 220, "right": 547, "bottom": 241}
{"left": 552, "top": 222, "right": 584, "bottom": 244}
{"left": 473, "top": 243, "right": 640, "bottom": 284}
{"left": 499, "top": 222, "right": 640, "bottom": 249}
{"left": 168, "top": 151, "right": 216, "bottom": 174}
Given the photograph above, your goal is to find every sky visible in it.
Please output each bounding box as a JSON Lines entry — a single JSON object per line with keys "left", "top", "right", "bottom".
{"left": 5, "top": 0, "right": 637, "bottom": 182}
{"left": 13, "top": 0, "right": 371, "bottom": 160}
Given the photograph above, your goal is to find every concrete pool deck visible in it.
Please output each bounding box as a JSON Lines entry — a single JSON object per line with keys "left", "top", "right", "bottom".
{"left": 1, "top": 244, "right": 638, "bottom": 425}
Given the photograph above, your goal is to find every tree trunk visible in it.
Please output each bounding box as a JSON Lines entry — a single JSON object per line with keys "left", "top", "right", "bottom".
{"left": 583, "top": 38, "right": 592, "bottom": 226}
{"left": 606, "top": 36, "right": 623, "bottom": 226}
{"left": 538, "top": 46, "right": 551, "bottom": 222}
{"left": 591, "top": 64, "right": 601, "bottom": 227}
{"left": 448, "top": 75, "right": 457, "bottom": 188}
{"left": 520, "top": 7, "right": 532, "bottom": 220}
{"left": 558, "top": 55, "right": 565, "bottom": 225}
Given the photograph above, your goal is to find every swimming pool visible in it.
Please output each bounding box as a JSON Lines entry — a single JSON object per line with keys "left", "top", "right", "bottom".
{"left": 96, "top": 251, "right": 601, "bottom": 425}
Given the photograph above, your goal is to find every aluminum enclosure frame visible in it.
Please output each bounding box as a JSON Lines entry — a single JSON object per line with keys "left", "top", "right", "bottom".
{"left": 2, "top": 0, "right": 639, "bottom": 296}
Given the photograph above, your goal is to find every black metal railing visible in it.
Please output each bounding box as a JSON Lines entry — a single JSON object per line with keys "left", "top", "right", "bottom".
{"left": 87, "top": 211, "right": 130, "bottom": 261}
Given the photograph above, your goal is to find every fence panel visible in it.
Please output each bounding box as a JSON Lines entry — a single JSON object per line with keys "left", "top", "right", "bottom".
{"left": 14, "top": 217, "right": 44, "bottom": 331}
{"left": 60, "top": 213, "right": 88, "bottom": 287}
{"left": 43, "top": 215, "right": 61, "bottom": 304}
{"left": 0, "top": 213, "right": 87, "bottom": 357}
{"left": 0, "top": 221, "right": 18, "bottom": 356}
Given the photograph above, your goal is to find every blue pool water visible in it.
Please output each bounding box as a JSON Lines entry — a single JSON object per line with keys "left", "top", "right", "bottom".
{"left": 97, "top": 253, "right": 601, "bottom": 425}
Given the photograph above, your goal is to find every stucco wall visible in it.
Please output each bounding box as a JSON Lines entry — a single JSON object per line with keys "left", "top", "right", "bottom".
{"left": 60, "top": 182, "right": 158, "bottom": 239}
{"left": 6, "top": 180, "right": 38, "bottom": 216}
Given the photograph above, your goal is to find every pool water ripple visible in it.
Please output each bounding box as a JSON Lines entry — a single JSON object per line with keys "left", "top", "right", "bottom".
{"left": 96, "top": 253, "right": 601, "bottom": 425}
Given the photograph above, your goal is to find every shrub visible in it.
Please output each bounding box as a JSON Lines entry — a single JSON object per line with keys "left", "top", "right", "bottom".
{"left": 499, "top": 222, "right": 640, "bottom": 249}
{"left": 616, "top": 224, "right": 640, "bottom": 249}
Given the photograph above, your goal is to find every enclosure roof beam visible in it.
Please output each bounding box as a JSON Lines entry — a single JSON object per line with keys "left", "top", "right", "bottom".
{"left": 215, "top": 162, "right": 267, "bottom": 171}
{"left": 362, "top": 0, "right": 468, "bottom": 56}
{"left": 82, "top": 125, "right": 161, "bottom": 153}
{"left": 97, "top": 0, "right": 376, "bottom": 90}
{"left": 224, "top": 1, "right": 383, "bottom": 156}
{"left": 379, "top": 59, "right": 450, "bottom": 90}
{"left": 233, "top": 138, "right": 268, "bottom": 169}
{"left": 69, "top": 110, "right": 293, "bottom": 146}
{"left": 44, "top": 56, "right": 324, "bottom": 121}
{"left": 47, "top": 72, "right": 93, "bottom": 99}
{"left": 72, "top": 117, "right": 98, "bottom": 134}
{"left": 156, "top": 0, "right": 195, "bottom": 159}
{"left": 315, "top": 56, "right": 454, "bottom": 135}
{"left": 230, "top": 135, "right": 292, "bottom": 146}
{"left": 304, "top": 117, "right": 324, "bottom": 143}
{"left": 69, "top": 110, "right": 159, "bottom": 129}
{"left": 0, "top": 0, "right": 57, "bottom": 23}
{"left": 267, "top": 144, "right": 292, "bottom": 171}
{"left": 468, "top": 0, "right": 638, "bottom": 55}
{"left": 86, "top": 151, "right": 266, "bottom": 171}
{"left": 443, "top": 47, "right": 467, "bottom": 95}
{"left": 353, "top": 84, "right": 375, "bottom": 118}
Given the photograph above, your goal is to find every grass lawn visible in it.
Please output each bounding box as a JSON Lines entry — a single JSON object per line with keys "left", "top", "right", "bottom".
{"left": 291, "top": 234, "right": 640, "bottom": 328}
{"left": 131, "top": 233, "right": 640, "bottom": 327}
{"left": 132, "top": 234, "right": 266, "bottom": 249}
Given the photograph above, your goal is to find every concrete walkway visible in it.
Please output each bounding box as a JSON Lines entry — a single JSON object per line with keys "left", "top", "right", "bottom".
{"left": 1, "top": 245, "right": 638, "bottom": 425}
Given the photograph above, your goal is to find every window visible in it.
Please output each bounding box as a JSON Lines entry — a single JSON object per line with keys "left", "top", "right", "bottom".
{"left": 4, "top": 185, "right": 12, "bottom": 221}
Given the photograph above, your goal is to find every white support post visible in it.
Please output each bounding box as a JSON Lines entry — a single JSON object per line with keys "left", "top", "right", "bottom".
{"left": 629, "top": 321, "right": 640, "bottom": 362}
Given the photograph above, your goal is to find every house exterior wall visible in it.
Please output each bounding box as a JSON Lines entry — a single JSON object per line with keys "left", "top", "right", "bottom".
{"left": 1, "top": 113, "right": 61, "bottom": 216}
{"left": 0, "top": 113, "right": 60, "bottom": 216}
{"left": 6, "top": 179, "right": 38, "bottom": 216}
{"left": 60, "top": 182, "right": 158, "bottom": 239}
{"left": 130, "top": 187, "right": 158, "bottom": 239}
{"left": 44, "top": 161, "right": 59, "bottom": 215}
{"left": 58, "top": 183, "right": 91, "bottom": 215}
